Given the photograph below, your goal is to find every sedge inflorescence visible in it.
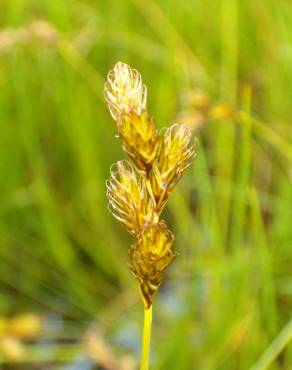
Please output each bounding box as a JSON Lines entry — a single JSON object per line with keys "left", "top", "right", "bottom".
{"left": 105, "top": 62, "right": 196, "bottom": 308}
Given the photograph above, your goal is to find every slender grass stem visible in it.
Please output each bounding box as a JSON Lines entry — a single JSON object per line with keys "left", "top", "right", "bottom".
{"left": 250, "top": 318, "right": 292, "bottom": 370}
{"left": 140, "top": 305, "right": 153, "bottom": 370}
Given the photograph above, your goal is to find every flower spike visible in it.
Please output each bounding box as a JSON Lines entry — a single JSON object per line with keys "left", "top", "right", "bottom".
{"left": 105, "top": 62, "right": 196, "bottom": 308}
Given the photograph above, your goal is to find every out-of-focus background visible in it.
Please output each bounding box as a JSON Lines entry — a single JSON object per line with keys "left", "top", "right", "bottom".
{"left": 0, "top": 0, "right": 291, "bottom": 369}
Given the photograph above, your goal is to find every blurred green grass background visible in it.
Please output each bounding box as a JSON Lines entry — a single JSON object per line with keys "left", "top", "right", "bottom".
{"left": 0, "top": 0, "right": 291, "bottom": 369}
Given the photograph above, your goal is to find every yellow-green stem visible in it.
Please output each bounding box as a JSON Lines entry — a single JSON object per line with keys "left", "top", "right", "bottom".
{"left": 140, "top": 305, "right": 153, "bottom": 370}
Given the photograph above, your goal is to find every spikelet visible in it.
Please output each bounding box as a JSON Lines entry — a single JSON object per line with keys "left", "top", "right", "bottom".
{"left": 130, "top": 222, "right": 176, "bottom": 308}
{"left": 106, "top": 160, "right": 156, "bottom": 237}
{"left": 150, "top": 124, "right": 196, "bottom": 213}
{"left": 104, "top": 62, "right": 147, "bottom": 121}
{"left": 105, "top": 62, "right": 159, "bottom": 173}
{"left": 105, "top": 62, "right": 196, "bottom": 308}
{"left": 118, "top": 111, "right": 159, "bottom": 173}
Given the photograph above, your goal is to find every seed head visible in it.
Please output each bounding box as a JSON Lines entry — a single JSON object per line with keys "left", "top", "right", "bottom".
{"left": 150, "top": 124, "right": 196, "bottom": 213}
{"left": 106, "top": 161, "right": 156, "bottom": 237}
{"left": 105, "top": 63, "right": 197, "bottom": 308}
{"left": 104, "top": 62, "right": 147, "bottom": 121}
{"left": 130, "top": 222, "right": 175, "bottom": 308}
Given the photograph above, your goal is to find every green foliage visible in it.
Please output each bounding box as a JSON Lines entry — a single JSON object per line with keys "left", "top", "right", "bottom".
{"left": 0, "top": 0, "right": 291, "bottom": 369}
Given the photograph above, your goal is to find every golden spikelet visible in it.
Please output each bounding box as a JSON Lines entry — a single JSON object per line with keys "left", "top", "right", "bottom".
{"left": 104, "top": 62, "right": 147, "bottom": 121}
{"left": 130, "top": 222, "right": 175, "bottom": 308}
{"left": 117, "top": 111, "right": 160, "bottom": 173}
{"left": 105, "top": 62, "right": 196, "bottom": 308}
{"left": 106, "top": 160, "right": 156, "bottom": 237}
{"left": 105, "top": 62, "right": 159, "bottom": 173}
{"left": 150, "top": 124, "right": 196, "bottom": 213}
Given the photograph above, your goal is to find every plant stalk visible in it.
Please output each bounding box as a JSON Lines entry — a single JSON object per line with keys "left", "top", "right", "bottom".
{"left": 140, "top": 305, "right": 153, "bottom": 370}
